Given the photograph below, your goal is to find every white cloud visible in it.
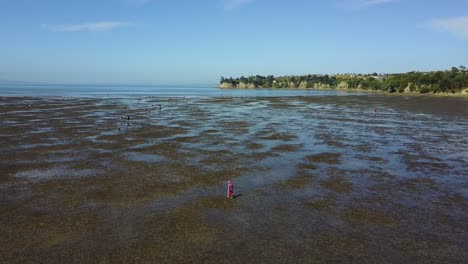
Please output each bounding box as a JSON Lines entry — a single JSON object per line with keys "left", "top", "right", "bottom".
{"left": 44, "top": 22, "right": 130, "bottom": 32}
{"left": 223, "top": 0, "right": 253, "bottom": 10}
{"left": 430, "top": 16, "right": 468, "bottom": 38}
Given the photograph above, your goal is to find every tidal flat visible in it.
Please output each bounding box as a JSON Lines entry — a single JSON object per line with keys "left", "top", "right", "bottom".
{"left": 1, "top": 95, "right": 467, "bottom": 263}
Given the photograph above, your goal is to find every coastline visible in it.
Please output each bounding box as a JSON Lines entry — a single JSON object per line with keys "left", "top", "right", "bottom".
{"left": 218, "top": 85, "right": 468, "bottom": 97}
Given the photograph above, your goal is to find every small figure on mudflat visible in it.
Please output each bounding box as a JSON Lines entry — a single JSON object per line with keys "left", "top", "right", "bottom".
{"left": 227, "top": 180, "right": 234, "bottom": 198}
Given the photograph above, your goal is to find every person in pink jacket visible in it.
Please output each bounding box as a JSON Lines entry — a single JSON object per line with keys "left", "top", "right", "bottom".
{"left": 227, "top": 181, "right": 234, "bottom": 198}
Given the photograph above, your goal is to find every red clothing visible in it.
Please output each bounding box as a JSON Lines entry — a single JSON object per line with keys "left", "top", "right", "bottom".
{"left": 227, "top": 183, "right": 233, "bottom": 197}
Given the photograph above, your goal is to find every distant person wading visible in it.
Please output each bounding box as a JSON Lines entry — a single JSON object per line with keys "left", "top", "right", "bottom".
{"left": 227, "top": 181, "right": 234, "bottom": 198}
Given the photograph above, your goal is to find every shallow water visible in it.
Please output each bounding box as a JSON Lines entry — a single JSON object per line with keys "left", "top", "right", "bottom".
{"left": 0, "top": 94, "right": 467, "bottom": 263}
{"left": 0, "top": 84, "right": 356, "bottom": 97}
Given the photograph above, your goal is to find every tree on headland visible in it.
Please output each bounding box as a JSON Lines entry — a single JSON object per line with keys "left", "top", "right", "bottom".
{"left": 220, "top": 67, "right": 468, "bottom": 94}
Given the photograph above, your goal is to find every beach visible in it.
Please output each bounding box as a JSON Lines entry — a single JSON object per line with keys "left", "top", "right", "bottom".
{"left": 1, "top": 94, "right": 467, "bottom": 263}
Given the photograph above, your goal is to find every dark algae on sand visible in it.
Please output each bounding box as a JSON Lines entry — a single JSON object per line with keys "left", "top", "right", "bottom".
{"left": 1, "top": 95, "right": 467, "bottom": 263}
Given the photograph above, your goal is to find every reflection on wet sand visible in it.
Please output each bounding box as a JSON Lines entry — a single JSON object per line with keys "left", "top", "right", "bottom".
{"left": 1, "top": 95, "right": 467, "bottom": 263}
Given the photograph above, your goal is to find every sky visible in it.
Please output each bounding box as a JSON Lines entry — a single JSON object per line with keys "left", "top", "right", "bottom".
{"left": 0, "top": 0, "right": 467, "bottom": 85}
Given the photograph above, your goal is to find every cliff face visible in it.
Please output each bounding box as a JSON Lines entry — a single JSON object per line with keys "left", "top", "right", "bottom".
{"left": 337, "top": 81, "right": 349, "bottom": 89}
{"left": 220, "top": 82, "right": 468, "bottom": 96}
{"left": 219, "top": 82, "right": 235, "bottom": 88}
{"left": 220, "top": 82, "right": 256, "bottom": 89}
{"left": 299, "top": 81, "right": 307, "bottom": 89}
{"left": 239, "top": 82, "right": 256, "bottom": 89}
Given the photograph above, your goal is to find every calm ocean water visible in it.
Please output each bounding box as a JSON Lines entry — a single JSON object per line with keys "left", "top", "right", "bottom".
{"left": 0, "top": 84, "right": 359, "bottom": 97}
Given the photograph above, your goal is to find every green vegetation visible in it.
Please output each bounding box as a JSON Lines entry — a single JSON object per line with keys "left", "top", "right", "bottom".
{"left": 220, "top": 66, "right": 468, "bottom": 94}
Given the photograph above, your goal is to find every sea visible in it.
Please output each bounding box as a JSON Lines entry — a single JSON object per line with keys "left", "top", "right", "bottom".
{"left": 0, "top": 84, "right": 359, "bottom": 97}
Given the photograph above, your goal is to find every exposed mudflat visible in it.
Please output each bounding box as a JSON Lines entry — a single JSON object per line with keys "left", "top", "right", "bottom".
{"left": 1, "top": 95, "right": 467, "bottom": 263}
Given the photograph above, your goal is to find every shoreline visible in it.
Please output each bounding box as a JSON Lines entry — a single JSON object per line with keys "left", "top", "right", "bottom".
{"left": 219, "top": 86, "right": 468, "bottom": 97}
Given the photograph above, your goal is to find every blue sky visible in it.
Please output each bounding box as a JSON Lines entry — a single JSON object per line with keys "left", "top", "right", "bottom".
{"left": 0, "top": 0, "right": 467, "bottom": 85}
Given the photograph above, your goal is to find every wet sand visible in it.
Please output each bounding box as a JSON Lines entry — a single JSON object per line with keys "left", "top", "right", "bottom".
{"left": 1, "top": 95, "right": 467, "bottom": 263}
